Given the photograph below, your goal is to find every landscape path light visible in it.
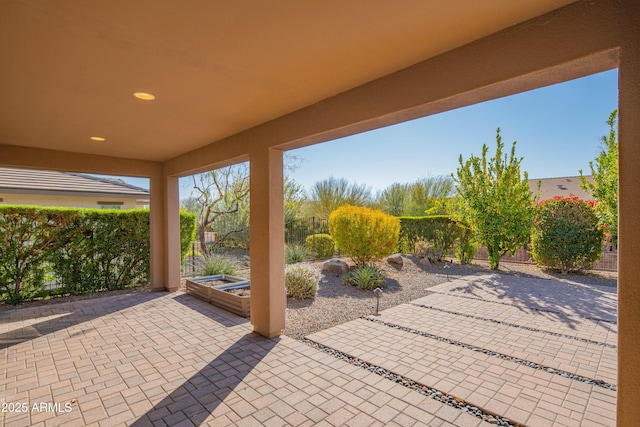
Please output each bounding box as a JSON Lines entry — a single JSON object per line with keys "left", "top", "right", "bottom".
{"left": 373, "top": 287, "right": 383, "bottom": 315}
{"left": 443, "top": 264, "right": 451, "bottom": 281}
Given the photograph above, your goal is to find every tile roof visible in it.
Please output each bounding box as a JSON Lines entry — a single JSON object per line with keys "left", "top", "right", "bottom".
{"left": 529, "top": 175, "right": 594, "bottom": 201}
{"left": 0, "top": 168, "right": 149, "bottom": 198}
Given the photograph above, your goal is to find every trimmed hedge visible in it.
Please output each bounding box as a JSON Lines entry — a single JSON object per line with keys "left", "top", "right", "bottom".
{"left": 0, "top": 205, "right": 196, "bottom": 302}
{"left": 397, "top": 215, "right": 461, "bottom": 261}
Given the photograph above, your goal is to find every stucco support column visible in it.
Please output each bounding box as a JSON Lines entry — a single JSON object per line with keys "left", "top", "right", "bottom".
{"left": 149, "top": 173, "right": 181, "bottom": 291}
{"left": 249, "top": 148, "right": 286, "bottom": 338}
{"left": 617, "top": 19, "right": 640, "bottom": 426}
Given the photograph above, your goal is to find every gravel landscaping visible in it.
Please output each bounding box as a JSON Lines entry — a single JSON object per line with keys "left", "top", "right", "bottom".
{"left": 283, "top": 255, "right": 618, "bottom": 339}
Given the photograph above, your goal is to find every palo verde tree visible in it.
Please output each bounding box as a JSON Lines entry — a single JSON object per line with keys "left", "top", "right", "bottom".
{"left": 191, "top": 162, "right": 250, "bottom": 255}
{"left": 453, "top": 128, "right": 537, "bottom": 270}
{"left": 305, "top": 177, "right": 372, "bottom": 218}
{"left": 189, "top": 155, "right": 305, "bottom": 255}
{"left": 375, "top": 176, "right": 454, "bottom": 217}
{"left": 580, "top": 109, "right": 618, "bottom": 245}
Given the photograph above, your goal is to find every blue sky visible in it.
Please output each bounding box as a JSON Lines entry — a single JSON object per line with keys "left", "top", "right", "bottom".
{"left": 288, "top": 69, "right": 618, "bottom": 193}
{"left": 100, "top": 69, "right": 618, "bottom": 197}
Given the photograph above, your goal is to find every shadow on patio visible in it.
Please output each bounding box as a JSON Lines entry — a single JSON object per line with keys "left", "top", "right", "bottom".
{"left": 0, "top": 291, "right": 166, "bottom": 349}
{"left": 445, "top": 272, "right": 617, "bottom": 331}
{"left": 130, "top": 332, "right": 278, "bottom": 426}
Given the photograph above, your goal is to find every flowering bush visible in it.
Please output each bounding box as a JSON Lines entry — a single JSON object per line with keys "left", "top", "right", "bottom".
{"left": 329, "top": 205, "right": 400, "bottom": 266}
{"left": 530, "top": 196, "right": 604, "bottom": 274}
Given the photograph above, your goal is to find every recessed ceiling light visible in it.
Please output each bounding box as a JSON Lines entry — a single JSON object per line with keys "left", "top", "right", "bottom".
{"left": 133, "top": 92, "right": 156, "bottom": 101}
{"left": 90, "top": 136, "right": 106, "bottom": 142}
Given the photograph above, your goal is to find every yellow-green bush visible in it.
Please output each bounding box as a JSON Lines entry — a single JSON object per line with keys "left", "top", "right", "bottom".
{"left": 329, "top": 205, "right": 400, "bottom": 266}
{"left": 305, "top": 233, "right": 335, "bottom": 258}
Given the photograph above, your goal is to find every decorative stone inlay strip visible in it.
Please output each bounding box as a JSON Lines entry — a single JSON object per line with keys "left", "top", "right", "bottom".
{"left": 364, "top": 316, "right": 616, "bottom": 391}
{"left": 301, "top": 338, "right": 520, "bottom": 427}
{"left": 412, "top": 303, "right": 616, "bottom": 349}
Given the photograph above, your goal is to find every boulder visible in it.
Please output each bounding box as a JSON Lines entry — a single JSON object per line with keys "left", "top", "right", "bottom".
{"left": 387, "top": 254, "right": 404, "bottom": 266}
{"left": 322, "top": 259, "right": 349, "bottom": 274}
{"left": 420, "top": 257, "right": 432, "bottom": 267}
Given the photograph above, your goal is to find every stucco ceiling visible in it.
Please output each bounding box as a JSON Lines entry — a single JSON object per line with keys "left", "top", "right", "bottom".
{"left": 0, "top": 0, "right": 575, "bottom": 162}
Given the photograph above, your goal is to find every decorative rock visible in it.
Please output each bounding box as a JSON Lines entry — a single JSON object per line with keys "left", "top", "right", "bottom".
{"left": 387, "top": 254, "right": 404, "bottom": 266}
{"left": 420, "top": 257, "right": 432, "bottom": 267}
{"left": 322, "top": 259, "right": 349, "bottom": 274}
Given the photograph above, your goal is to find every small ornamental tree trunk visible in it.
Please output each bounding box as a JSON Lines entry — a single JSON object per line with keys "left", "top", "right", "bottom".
{"left": 487, "top": 246, "right": 500, "bottom": 270}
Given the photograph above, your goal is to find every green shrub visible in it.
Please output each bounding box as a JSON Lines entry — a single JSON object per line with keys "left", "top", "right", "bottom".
{"left": 0, "top": 206, "right": 79, "bottom": 300}
{"left": 343, "top": 264, "right": 386, "bottom": 290}
{"left": 180, "top": 210, "right": 197, "bottom": 265}
{"left": 285, "top": 265, "right": 319, "bottom": 299}
{"left": 397, "top": 216, "right": 460, "bottom": 260}
{"left": 285, "top": 243, "right": 309, "bottom": 264}
{"left": 199, "top": 255, "right": 240, "bottom": 276}
{"left": 305, "top": 234, "right": 335, "bottom": 258}
{"left": 329, "top": 205, "right": 400, "bottom": 267}
{"left": 530, "top": 196, "right": 604, "bottom": 274}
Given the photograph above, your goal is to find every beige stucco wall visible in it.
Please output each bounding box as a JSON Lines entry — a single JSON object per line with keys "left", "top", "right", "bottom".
{"left": 0, "top": 193, "right": 143, "bottom": 209}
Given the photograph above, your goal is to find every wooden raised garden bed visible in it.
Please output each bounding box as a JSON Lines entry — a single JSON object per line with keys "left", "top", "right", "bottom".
{"left": 185, "top": 275, "right": 251, "bottom": 318}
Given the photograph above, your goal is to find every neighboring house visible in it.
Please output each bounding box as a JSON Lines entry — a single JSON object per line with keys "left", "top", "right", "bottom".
{"left": 528, "top": 175, "right": 594, "bottom": 202}
{"left": 0, "top": 168, "right": 149, "bottom": 209}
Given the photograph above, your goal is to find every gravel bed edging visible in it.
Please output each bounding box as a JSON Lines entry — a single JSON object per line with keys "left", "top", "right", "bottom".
{"left": 301, "top": 338, "right": 520, "bottom": 427}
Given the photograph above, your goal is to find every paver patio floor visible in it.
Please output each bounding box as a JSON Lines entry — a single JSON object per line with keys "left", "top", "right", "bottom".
{"left": 0, "top": 272, "right": 616, "bottom": 426}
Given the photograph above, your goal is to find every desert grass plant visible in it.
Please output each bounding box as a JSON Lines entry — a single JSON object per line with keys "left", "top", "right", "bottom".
{"left": 285, "top": 243, "right": 309, "bottom": 264}
{"left": 199, "top": 254, "right": 239, "bottom": 276}
{"left": 285, "top": 265, "right": 319, "bottom": 299}
{"left": 343, "top": 264, "right": 386, "bottom": 290}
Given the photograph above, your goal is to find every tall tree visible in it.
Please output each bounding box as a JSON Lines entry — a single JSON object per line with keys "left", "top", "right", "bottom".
{"left": 192, "top": 162, "right": 250, "bottom": 255}
{"left": 305, "top": 177, "right": 372, "bottom": 218}
{"left": 453, "top": 128, "right": 536, "bottom": 270}
{"left": 580, "top": 109, "right": 618, "bottom": 245}
{"left": 376, "top": 182, "right": 408, "bottom": 216}
{"left": 190, "top": 155, "right": 305, "bottom": 254}
{"left": 375, "top": 176, "right": 454, "bottom": 217}
{"left": 405, "top": 176, "right": 455, "bottom": 216}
